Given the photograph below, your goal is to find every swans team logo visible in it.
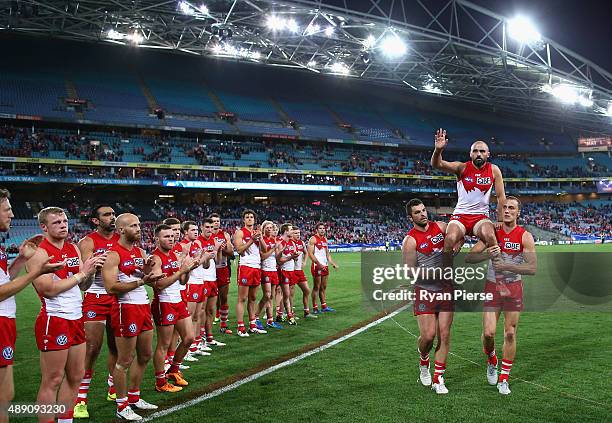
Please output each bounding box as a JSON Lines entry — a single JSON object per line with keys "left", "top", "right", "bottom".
{"left": 2, "top": 346, "right": 14, "bottom": 360}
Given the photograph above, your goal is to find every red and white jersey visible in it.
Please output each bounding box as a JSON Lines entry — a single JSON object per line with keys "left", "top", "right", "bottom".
{"left": 175, "top": 239, "right": 190, "bottom": 291}
{"left": 454, "top": 161, "right": 494, "bottom": 215}
{"left": 0, "top": 247, "right": 15, "bottom": 318}
{"left": 487, "top": 225, "right": 526, "bottom": 283}
{"left": 280, "top": 239, "right": 296, "bottom": 271}
{"left": 152, "top": 248, "right": 181, "bottom": 303}
{"left": 198, "top": 235, "right": 217, "bottom": 281}
{"left": 294, "top": 240, "right": 306, "bottom": 270}
{"left": 406, "top": 222, "right": 445, "bottom": 291}
{"left": 313, "top": 235, "right": 329, "bottom": 266}
{"left": 238, "top": 227, "right": 261, "bottom": 269}
{"left": 83, "top": 231, "right": 120, "bottom": 295}
{"left": 187, "top": 239, "right": 205, "bottom": 284}
{"left": 111, "top": 243, "right": 148, "bottom": 305}
{"left": 261, "top": 237, "right": 278, "bottom": 271}
{"left": 37, "top": 239, "right": 82, "bottom": 320}
{"left": 213, "top": 230, "right": 229, "bottom": 268}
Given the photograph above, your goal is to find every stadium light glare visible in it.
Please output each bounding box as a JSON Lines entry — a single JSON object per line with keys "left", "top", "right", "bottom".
{"left": 266, "top": 15, "right": 285, "bottom": 31}
{"left": 178, "top": 1, "right": 193, "bottom": 15}
{"left": 551, "top": 84, "right": 579, "bottom": 104}
{"left": 307, "top": 60, "right": 317, "bottom": 67}
{"left": 607, "top": 103, "right": 612, "bottom": 116}
{"left": 305, "top": 23, "right": 319, "bottom": 35}
{"left": 198, "top": 4, "right": 208, "bottom": 14}
{"left": 329, "top": 62, "right": 349, "bottom": 75}
{"left": 325, "top": 26, "right": 334, "bottom": 37}
{"left": 508, "top": 16, "right": 541, "bottom": 44}
{"left": 286, "top": 18, "right": 299, "bottom": 33}
{"left": 106, "top": 29, "right": 124, "bottom": 40}
{"left": 577, "top": 96, "right": 593, "bottom": 108}
{"left": 127, "top": 32, "right": 144, "bottom": 44}
{"left": 380, "top": 34, "right": 407, "bottom": 58}
{"left": 363, "top": 35, "right": 376, "bottom": 49}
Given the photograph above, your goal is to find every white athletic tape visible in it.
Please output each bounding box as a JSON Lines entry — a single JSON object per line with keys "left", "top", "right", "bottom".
{"left": 142, "top": 304, "right": 410, "bottom": 421}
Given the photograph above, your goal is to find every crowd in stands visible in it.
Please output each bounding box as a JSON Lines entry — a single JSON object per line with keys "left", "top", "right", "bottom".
{"left": 1, "top": 125, "right": 610, "bottom": 177}
{"left": 519, "top": 201, "right": 612, "bottom": 237}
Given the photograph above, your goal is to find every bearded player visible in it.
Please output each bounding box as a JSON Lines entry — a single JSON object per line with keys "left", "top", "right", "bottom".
{"left": 466, "top": 196, "right": 536, "bottom": 395}
{"left": 102, "top": 213, "right": 163, "bottom": 421}
{"left": 401, "top": 199, "right": 453, "bottom": 394}
{"left": 75, "top": 205, "right": 120, "bottom": 419}
{"left": 430, "top": 128, "right": 506, "bottom": 265}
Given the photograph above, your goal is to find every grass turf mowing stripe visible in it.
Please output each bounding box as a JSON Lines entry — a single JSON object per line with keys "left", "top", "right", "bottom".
{"left": 139, "top": 304, "right": 410, "bottom": 422}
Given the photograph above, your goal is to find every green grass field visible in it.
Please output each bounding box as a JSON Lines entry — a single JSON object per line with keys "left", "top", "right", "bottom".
{"left": 11, "top": 245, "right": 612, "bottom": 422}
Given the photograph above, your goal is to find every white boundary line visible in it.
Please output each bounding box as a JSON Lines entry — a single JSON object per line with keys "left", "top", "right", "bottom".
{"left": 142, "top": 304, "right": 410, "bottom": 421}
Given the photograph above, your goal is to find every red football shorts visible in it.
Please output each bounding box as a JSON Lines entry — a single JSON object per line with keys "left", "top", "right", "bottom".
{"left": 261, "top": 270, "right": 280, "bottom": 286}
{"left": 203, "top": 281, "right": 219, "bottom": 298}
{"left": 216, "top": 266, "right": 231, "bottom": 287}
{"left": 280, "top": 270, "right": 295, "bottom": 285}
{"left": 0, "top": 317, "right": 16, "bottom": 366}
{"left": 311, "top": 263, "right": 329, "bottom": 278}
{"left": 484, "top": 280, "right": 524, "bottom": 311}
{"left": 180, "top": 287, "right": 188, "bottom": 303}
{"left": 187, "top": 284, "right": 205, "bottom": 303}
{"left": 449, "top": 213, "right": 490, "bottom": 236}
{"left": 111, "top": 303, "right": 153, "bottom": 337}
{"left": 35, "top": 312, "right": 85, "bottom": 351}
{"left": 294, "top": 269, "right": 307, "bottom": 284}
{"left": 151, "top": 299, "right": 190, "bottom": 326}
{"left": 413, "top": 286, "right": 455, "bottom": 315}
{"left": 82, "top": 293, "right": 117, "bottom": 323}
{"left": 237, "top": 266, "right": 261, "bottom": 287}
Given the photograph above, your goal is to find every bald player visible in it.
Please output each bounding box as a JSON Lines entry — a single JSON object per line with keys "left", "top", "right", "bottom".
{"left": 431, "top": 128, "right": 506, "bottom": 267}
{"left": 102, "top": 213, "right": 163, "bottom": 421}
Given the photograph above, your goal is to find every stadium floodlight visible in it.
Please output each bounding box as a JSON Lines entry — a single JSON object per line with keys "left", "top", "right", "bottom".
{"left": 198, "top": 4, "right": 209, "bottom": 14}
{"left": 551, "top": 84, "right": 579, "bottom": 104}
{"left": 305, "top": 23, "right": 319, "bottom": 35}
{"left": 286, "top": 18, "right": 299, "bottom": 33}
{"left": 178, "top": 1, "right": 193, "bottom": 15}
{"left": 577, "top": 95, "right": 594, "bottom": 108}
{"left": 329, "top": 62, "right": 349, "bottom": 75}
{"left": 607, "top": 103, "right": 612, "bottom": 116}
{"left": 106, "top": 29, "right": 124, "bottom": 40}
{"left": 307, "top": 60, "right": 317, "bottom": 67}
{"left": 325, "top": 26, "right": 334, "bottom": 37}
{"left": 127, "top": 32, "right": 144, "bottom": 44}
{"left": 380, "top": 34, "right": 407, "bottom": 58}
{"left": 266, "top": 15, "right": 285, "bottom": 31}
{"left": 362, "top": 35, "right": 376, "bottom": 49}
{"left": 508, "top": 16, "right": 541, "bottom": 44}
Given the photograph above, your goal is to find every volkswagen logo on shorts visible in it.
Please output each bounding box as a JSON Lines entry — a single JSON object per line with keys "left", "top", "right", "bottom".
{"left": 265, "top": 276, "right": 270, "bottom": 282}
{"left": 204, "top": 288, "right": 208, "bottom": 295}
{"left": 56, "top": 334, "right": 69, "bottom": 346}
{"left": 2, "top": 346, "right": 14, "bottom": 360}
{"left": 193, "top": 293, "right": 199, "bottom": 300}
{"left": 241, "top": 278, "right": 248, "bottom": 285}
{"left": 285, "top": 277, "right": 289, "bottom": 283}
{"left": 418, "top": 303, "right": 426, "bottom": 312}
{"left": 86, "top": 310, "right": 96, "bottom": 319}
{"left": 167, "top": 314, "right": 175, "bottom": 322}
{"left": 128, "top": 323, "right": 138, "bottom": 333}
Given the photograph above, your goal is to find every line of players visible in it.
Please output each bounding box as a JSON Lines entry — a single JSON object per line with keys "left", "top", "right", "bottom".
{"left": 0, "top": 196, "right": 338, "bottom": 422}
{"left": 401, "top": 129, "right": 537, "bottom": 396}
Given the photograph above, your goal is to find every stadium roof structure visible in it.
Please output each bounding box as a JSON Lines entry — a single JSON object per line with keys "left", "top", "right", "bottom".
{"left": 2, "top": 0, "right": 612, "bottom": 133}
